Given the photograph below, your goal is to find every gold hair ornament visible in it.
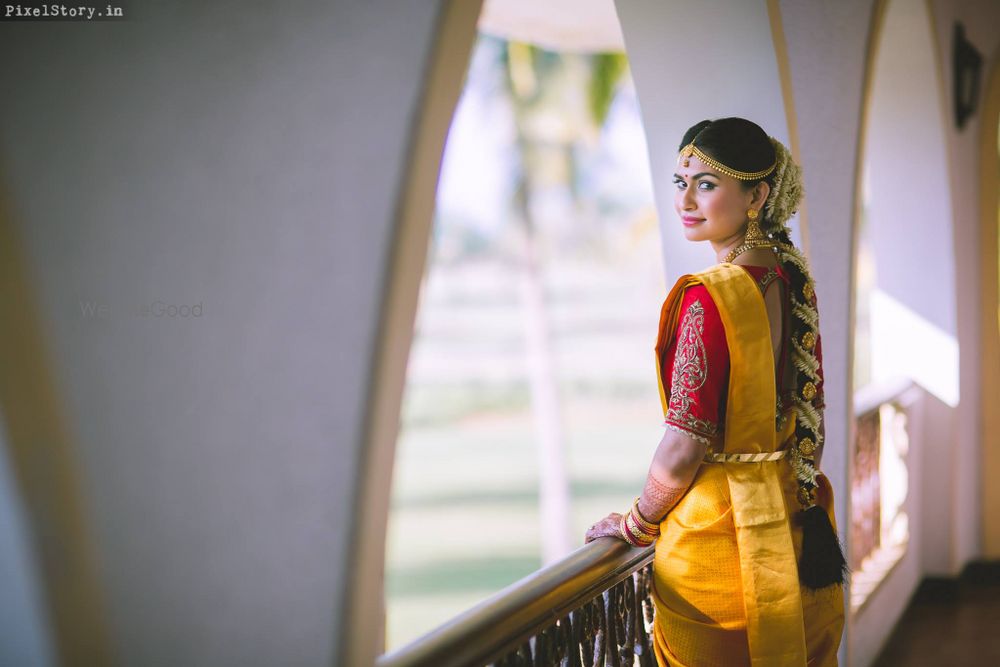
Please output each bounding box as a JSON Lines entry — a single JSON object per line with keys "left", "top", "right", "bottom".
{"left": 678, "top": 136, "right": 803, "bottom": 231}
{"left": 678, "top": 143, "right": 777, "bottom": 181}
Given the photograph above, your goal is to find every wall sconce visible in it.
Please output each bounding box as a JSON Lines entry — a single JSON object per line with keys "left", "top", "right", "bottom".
{"left": 952, "top": 22, "right": 982, "bottom": 130}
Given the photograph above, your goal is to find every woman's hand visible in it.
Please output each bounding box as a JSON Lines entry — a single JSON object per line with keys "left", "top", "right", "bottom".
{"left": 585, "top": 512, "right": 624, "bottom": 543}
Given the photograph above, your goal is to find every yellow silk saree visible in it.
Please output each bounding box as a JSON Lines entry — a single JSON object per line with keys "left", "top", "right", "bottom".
{"left": 651, "top": 264, "right": 844, "bottom": 667}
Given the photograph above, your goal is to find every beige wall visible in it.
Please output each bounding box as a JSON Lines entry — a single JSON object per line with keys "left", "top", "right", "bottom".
{"left": 613, "top": 0, "right": 793, "bottom": 281}
{"left": 0, "top": 1, "right": 454, "bottom": 664}
{"left": 864, "top": 0, "right": 958, "bottom": 578}
{"left": 980, "top": 50, "right": 1000, "bottom": 558}
{"left": 927, "top": 0, "right": 1000, "bottom": 567}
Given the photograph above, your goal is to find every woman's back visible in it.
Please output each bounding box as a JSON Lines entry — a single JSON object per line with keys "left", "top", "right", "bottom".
{"left": 652, "top": 263, "right": 842, "bottom": 667}
{"left": 658, "top": 260, "right": 824, "bottom": 450}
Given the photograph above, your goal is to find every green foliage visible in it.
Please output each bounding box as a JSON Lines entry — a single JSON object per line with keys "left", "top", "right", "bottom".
{"left": 588, "top": 52, "right": 629, "bottom": 126}
{"left": 502, "top": 38, "right": 628, "bottom": 130}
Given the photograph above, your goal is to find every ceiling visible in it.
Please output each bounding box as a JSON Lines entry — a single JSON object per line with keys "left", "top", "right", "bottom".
{"left": 477, "top": 0, "right": 626, "bottom": 53}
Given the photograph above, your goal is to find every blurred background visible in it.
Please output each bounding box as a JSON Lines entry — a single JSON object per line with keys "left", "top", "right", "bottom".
{"left": 384, "top": 32, "right": 663, "bottom": 647}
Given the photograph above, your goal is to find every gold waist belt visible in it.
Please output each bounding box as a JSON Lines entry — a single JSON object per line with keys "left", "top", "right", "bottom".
{"left": 703, "top": 450, "right": 788, "bottom": 463}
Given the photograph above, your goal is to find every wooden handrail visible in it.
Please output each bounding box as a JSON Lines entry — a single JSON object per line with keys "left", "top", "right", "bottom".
{"left": 380, "top": 381, "right": 923, "bottom": 666}
{"left": 377, "top": 539, "right": 656, "bottom": 667}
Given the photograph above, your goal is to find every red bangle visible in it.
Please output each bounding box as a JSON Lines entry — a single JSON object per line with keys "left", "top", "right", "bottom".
{"left": 620, "top": 511, "right": 656, "bottom": 547}
{"left": 630, "top": 512, "right": 659, "bottom": 537}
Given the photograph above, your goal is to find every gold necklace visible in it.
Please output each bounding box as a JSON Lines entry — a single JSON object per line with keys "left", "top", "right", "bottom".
{"left": 723, "top": 238, "right": 778, "bottom": 264}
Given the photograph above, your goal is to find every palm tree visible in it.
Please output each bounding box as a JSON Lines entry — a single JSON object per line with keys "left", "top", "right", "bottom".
{"left": 500, "top": 39, "right": 628, "bottom": 563}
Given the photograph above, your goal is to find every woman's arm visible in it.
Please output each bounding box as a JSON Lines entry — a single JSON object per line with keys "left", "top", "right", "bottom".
{"left": 584, "top": 427, "right": 708, "bottom": 543}
{"left": 637, "top": 427, "right": 708, "bottom": 521}
{"left": 586, "top": 284, "right": 723, "bottom": 544}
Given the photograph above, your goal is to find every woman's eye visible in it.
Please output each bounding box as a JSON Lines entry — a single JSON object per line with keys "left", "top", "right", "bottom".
{"left": 673, "top": 180, "right": 686, "bottom": 189}
{"left": 698, "top": 182, "right": 715, "bottom": 190}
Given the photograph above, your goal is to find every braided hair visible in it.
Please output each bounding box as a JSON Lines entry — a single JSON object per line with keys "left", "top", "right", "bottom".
{"left": 679, "top": 117, "right": 847, "bottom": 589}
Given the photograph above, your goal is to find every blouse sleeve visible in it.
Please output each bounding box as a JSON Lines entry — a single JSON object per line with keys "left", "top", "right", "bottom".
{"left": 660, "top": 284, "right": 729, "bottom": 445}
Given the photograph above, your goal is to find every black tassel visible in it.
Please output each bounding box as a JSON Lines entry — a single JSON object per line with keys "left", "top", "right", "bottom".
{"left": 797, "top": 505, "right": 848, "bottom": 590}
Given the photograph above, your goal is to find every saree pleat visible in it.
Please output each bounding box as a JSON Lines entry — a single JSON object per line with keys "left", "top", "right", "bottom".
{"left": 651, "top": 264, "right": 844, "bottom": 667}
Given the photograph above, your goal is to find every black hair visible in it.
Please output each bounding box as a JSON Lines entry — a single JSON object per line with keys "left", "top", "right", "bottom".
{"left": 678, "top": 117, "right": 776, "bottom": 180}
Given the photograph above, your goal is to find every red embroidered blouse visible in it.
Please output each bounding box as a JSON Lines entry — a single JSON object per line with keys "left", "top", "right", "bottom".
{"left": 660, "top": 264, "right": 825, "bottom": 444}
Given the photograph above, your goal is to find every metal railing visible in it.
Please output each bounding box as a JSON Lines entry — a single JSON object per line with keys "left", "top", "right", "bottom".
{"left": 380, "top": 381, "right": 920, "bottom": 664}
{"left": 849, "top": 378, "right": 915, "bottom": 612}
{"left": 851, "top": 406, "right": 882, "bottom": 569}
{"left": 850, "top": 378, "right": 913, "bottom": 570}
{"left": 377, "top": 539, "right": 656, "bottom": 667}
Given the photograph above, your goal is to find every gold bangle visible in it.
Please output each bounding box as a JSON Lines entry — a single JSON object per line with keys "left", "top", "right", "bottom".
{"left": 627, "top": 510, "right": 657, "bottom": 542}
{"left": 630, "top": 499, "right": 660, "bottom": 534}
{"left": 621, "top": 512, "right": 655, "bottom": 546}
{"left": 619, "top": 514, "right": 641, "bottom": 546}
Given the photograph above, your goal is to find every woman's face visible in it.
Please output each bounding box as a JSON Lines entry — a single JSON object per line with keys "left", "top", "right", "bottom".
{"left": 672, "top": 154, "right": 762, "bottom": 246}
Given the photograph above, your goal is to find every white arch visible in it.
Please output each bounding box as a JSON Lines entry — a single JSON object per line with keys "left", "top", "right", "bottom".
{"left": 862, "top": 0, "right": 958, "bottom": 406}
{"left": 614, "top": 0, "right": 798, "bottom": 279}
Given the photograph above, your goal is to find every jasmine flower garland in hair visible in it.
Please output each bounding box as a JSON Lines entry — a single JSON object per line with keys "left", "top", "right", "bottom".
{"left": 763, "top": 136, "right": 804, "bottom": 229}
{"left": 761, "top": 136, "right": 848, "bottom": 588}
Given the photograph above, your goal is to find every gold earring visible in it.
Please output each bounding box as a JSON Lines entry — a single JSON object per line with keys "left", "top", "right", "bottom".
{"left": 722, "top": 208, "right": 774, "bottom": 264}
{"left": 745, "top": 209, "right": 764, "bottom": 242}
